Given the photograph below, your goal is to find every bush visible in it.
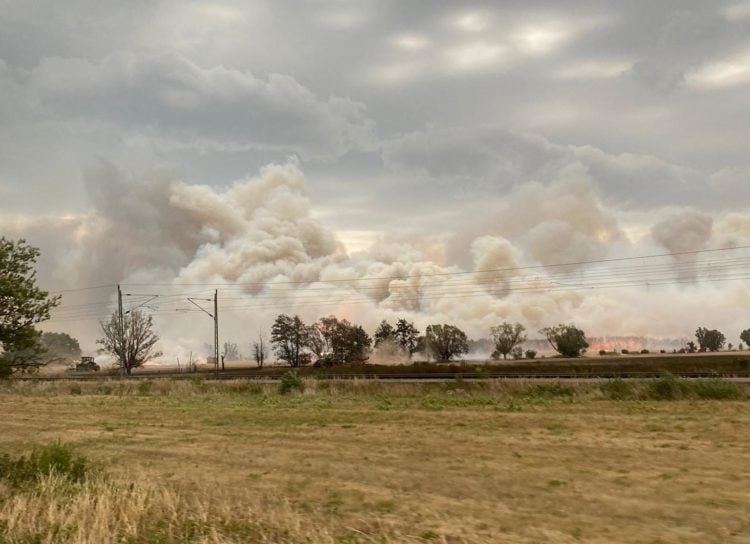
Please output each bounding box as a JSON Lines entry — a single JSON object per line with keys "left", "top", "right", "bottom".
{"left": 279, "top": 371, "right": 304, "bottom": 395}
{"left": 621, "top": 349, "right": 629, "bottom": 354}
{"left": 69, "top": 384, "right": 82, "bottom": 395}
{"left": 640, "top": 349, "right": 650, "bottom": 354}
{"left": 691, "top": 379, "right": 745, "bottom": 400}
{"left": 598, "top": 350, "right": 607, "bottom": 356}
{"left": 0, "top": 442, "right": 90, "bottom": 488}
{"left": 136, "top": 380, "right": 153, "bottom": 395}
{"left": 599, "top": 379, "right": 635, "bottom": 400}
{"left": 649, "top": 375, "right": 684, "bottom": 400}
{"left": 525, "top": 350, "right": 537, "bottom": 360}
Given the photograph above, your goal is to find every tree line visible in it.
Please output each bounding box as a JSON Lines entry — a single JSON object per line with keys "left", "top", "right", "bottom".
{"left": 263, "top": 314, "right": 595, "bottom": 367}
{"left": 3, "top": 236, "right": 750, "bottom": 375}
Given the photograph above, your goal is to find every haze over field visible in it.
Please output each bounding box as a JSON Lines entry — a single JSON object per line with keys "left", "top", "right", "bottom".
{"left": 1, "top": 1, "right": 749, "bottom": 355}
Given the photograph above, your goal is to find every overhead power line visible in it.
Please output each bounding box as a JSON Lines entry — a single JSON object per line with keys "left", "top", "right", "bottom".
{"left": 120, "top": 244, "right": 750, "bottom": 287}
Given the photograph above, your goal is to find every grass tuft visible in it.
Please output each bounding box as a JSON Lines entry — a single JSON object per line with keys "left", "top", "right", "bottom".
{"left": 0, "top": 442, "right": 90, "bottom": 488}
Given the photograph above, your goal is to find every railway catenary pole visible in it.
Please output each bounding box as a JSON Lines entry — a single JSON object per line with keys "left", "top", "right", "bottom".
{"left": 117, "top": 285, "right": 124, "bottom": 375}
{"left": 186, "top": 293, "right": 220, "bottom": 373}
{"left": 214, "top": 289, "right": 221, "bottom": 372}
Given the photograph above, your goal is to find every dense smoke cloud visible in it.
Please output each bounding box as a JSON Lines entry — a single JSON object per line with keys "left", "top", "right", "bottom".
{"left": 4, "top": 160, "right": 749, "bottom": 359}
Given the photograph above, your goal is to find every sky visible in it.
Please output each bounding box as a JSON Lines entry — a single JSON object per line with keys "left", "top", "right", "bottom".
{"left": 1, "top": 0, "right": 750, "bottom": 357}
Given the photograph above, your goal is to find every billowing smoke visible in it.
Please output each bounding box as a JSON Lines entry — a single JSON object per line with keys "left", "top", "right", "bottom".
{"left": 652, "top": 210, "right": 713, "bottom": 254}
{"left": 4, "top": 160, "right": 750, "bottom": 360}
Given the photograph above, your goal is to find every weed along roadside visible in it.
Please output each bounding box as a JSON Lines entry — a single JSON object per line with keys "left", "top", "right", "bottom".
{"left": 0, "top": 378, "right": 748, "bottom": 542}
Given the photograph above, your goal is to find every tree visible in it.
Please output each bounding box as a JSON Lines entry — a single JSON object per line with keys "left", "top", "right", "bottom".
{"left": 490, "top": 322, "right": 527, "bottom": 360}
{"left": 330, "top": 321, "right": 371, "bottom": 364}
{"left": 40, "top": 332, "right": 81, "bottom": 363}
{"left": 222, "top": 341, "right": 239, "bottom": 361}
{"left": 98, "top": 310, "right": 161, "bottom": 375}
{"left": 305, "top": 322, "right": 327, "bottom": 358}
{"left": 271, "top": 314, "right": 308, "bottom": 367}
{"left": 253, "top": 332, "right": 266, "bottom": 368}
{"left": 373, "top": 320, "right": 395, "bottom": 347}
{"left": 0, "top": 238, "right": 61, "bottom": 376}
{"left": 425, "top": 324, "right": 469, "bottom": 361}
{"left": 310, "top": 316, "right": 371, "bottom": 364}
{"left": 394, "top": 319, "right": 421, "bottom": 358}
{"left": 540, "top": 324, "right": 589, "bottom": 358}
{"left": 740, "top": 329, "right": 750, "bottom": 349}
{"left": 695, "top": 327, "right": 725, "bottom": 352}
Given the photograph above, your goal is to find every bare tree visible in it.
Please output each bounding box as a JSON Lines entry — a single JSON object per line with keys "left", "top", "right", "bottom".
{"left": 98, "top": 310, "right": 161, "bottom": 375}
{"left": 222, "top": 341, "right": 240, "bottom": 361}
{"left": 253, "top": 331, "right": 267, "bottom": 368}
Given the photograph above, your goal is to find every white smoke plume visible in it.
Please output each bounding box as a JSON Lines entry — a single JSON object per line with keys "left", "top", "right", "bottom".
{"left": 4, "top": 160, "right": 750, "bottom": 360}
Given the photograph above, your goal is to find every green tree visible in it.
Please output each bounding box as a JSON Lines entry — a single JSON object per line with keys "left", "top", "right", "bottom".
{"left": 0, "top": 238, "right": 61, "bottom": 376}
{"left": 490, "top": 322, "right": 527, "bottom": 360}
{"left": 332, "top": 320, "right": 372, "bottom": 364}
{"left": 425, "top": 324, "right": 469, "bottom": 361}
{"left": 394, "top": 319, "right": 421, "bottom": 358}
{"left": 695, "top": 327, "right": 725, "bottom": 352}
{"left": 540, "top": 324, "right": 589, "bottom": 358}
{"left": 305, "top": 322, "right": 327, "bottom": 358}
{"left": 373, "top": 320, "right": 394, "bottom": 347}
{"left": 740, "top": 329, "right": 750, "bottom": 349}
{"left": 40, "top": 332, "right": 82, "bottom": 363}
{"left": 271, "top": 314, "right": 308, "bottom": 367}
{"left": 98, "top": 310, "right": 161, "bottom": 375}
{"left": 309, "top": 316, "right": 371, "bottom": 364}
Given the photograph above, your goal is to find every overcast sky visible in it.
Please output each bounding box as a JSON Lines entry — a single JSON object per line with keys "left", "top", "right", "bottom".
{"left": 2, "top": 1, "right": 750, "bottom": 353}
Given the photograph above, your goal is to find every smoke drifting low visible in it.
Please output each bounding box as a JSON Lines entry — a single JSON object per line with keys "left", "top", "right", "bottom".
{"left": 6, "top": 161, "right": 750, "bottom": 357}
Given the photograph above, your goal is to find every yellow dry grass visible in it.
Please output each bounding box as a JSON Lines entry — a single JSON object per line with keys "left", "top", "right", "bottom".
{"left": 0, "top": 379, "right": 748, "bottom": 543}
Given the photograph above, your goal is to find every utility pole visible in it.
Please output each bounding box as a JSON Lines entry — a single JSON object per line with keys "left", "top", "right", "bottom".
{"left": 117, "top": 285, "right": 124, "bottom": 375}
{"left": 187, "top": 292, "right": 220, "bottom": 372}
{"left": 214, "top": 289, "right": 221, "bottom": 371}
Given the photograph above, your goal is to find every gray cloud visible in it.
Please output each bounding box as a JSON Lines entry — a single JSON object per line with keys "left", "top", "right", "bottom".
{"left": 381, "top": 126, "right": 706, "bottom": 208}
{"left": 1, "top": 0, "right": 749, "bottom": 352}
{"left": 25, "top": 52, "right": 375, "bottom": 161}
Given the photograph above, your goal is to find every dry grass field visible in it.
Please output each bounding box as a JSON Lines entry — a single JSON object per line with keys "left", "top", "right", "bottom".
{"left": 0, "top": 378, "right": 749, "bottom": 543}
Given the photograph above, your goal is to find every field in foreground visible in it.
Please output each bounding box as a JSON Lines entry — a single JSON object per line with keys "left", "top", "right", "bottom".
{"left": 0, "top": 379, "right": 749, "bottom": 543}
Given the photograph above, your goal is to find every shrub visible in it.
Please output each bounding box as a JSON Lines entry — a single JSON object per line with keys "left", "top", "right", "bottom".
{"left": 640, "top": 349, "right": 650, "bottom": 354}
{"left": 69, "top": 384, "right": 82, "bottom": 395}
{"left": 649, "top": 375, "right": 684, "bottom": 400}
{"left": 598, "top": 350, "right": 607, "bottom": 356}
{"left": 97, "top": 384, "right": 113, "bottom": 395}
{"left": 522, "top": 382, "right": 575, "bottom": 400}
{"left": 525, "top": 350, "right": 537, "bottom": 360}
{"left": 0, "top": 442, "right": 90, "bottom": 488}
{"left": 691, "top": 379, "right": 745, "bottom": 400}
{"left": 599, "top": 379, "right": 635, "bottom": 400}
{"left": 279, "top": 371, "right": 304, "bottom": 395}
{"left": 621, "top": 349, "right": 629, "bottom": 354}
{"left": 136, "top": 380, "right": 153, "bottom": 395}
